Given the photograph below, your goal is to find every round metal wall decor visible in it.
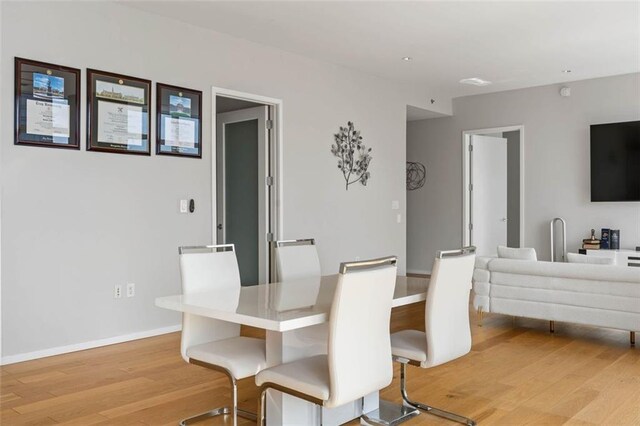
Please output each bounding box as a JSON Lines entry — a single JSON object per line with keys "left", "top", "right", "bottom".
{"left": 406, "top": 161, "right": 426, "bottom": 190}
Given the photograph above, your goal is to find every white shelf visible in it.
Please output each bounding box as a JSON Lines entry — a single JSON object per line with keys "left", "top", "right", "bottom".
{"left": 585, "top": 249, "right": 640, "bottom": 268}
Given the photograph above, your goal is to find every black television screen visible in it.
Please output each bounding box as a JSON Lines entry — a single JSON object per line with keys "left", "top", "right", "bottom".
{"left": 590, "top": 121, "right": 640, "bottom": 202}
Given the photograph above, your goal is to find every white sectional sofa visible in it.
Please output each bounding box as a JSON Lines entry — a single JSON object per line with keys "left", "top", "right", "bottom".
{"left": 473, "top": 257, "right": 640, "bottom": 344}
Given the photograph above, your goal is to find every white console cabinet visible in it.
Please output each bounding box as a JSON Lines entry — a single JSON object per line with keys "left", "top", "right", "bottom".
{"left": 585, "top": 249, "right": 640, "bottom": 268}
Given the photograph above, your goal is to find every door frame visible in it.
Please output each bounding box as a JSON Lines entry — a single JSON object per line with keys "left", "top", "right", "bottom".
{"left": 462, "top": 125, "right": 525, "bottom": 248}
{"left": 211, "top": 87, "right": 284, "bottom": 249}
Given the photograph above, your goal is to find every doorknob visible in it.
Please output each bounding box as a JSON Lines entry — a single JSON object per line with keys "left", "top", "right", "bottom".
{"left": 501, "top": 218, "right": 508, "bottom": 222}
{"left": 217, "top": 224, "right": 223, "bottom": 230}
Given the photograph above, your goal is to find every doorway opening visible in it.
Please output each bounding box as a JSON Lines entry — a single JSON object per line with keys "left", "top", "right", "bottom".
{"left": 462, "top": 126, "right": 524, "bottom": 256}
{"left": 213, "top": 88, "right": 283, "bottom": 285}
{"left": 405, "top": 105, "right": 448, "bottom": 276}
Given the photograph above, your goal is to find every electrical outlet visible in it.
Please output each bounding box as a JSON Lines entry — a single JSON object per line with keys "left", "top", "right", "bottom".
{"left": 126, "top": 283, "right": 135, "bottom": 298}
{"left": 179, "top": 199, "right": 188, "bottom": 213}
{"left": 114, "top": 284, "right": 122, "bottom": 299}
{"left": 355, "top": 256, "right": 361, "bottom": 261}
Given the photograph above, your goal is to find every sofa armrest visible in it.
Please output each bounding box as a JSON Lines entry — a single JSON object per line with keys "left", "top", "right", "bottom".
{"left": 473, "top": 256, "right": 494, "bottom": 312}
{"left": 475, "top": 256, "right": 495, "bottom": 270}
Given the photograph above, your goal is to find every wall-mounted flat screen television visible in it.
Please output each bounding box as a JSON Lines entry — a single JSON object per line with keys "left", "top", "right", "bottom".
{"left": 590, "top": 120, "right": 640, "bottom": 202}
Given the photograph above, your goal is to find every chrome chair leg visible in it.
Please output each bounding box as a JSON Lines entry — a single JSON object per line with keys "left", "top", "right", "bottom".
{"left": 179, "top": 406, "right": 232, "bottom": 425}
{"left": 399, "top": 363, "right": 476, "bottom": 426}
{"left": 179, "top": 369, "right": 256, "bottom": 425}
{"left": 258, "top": 382, "right": 325, "bottom": 426}
{"left": 258, "top": 387, "right": 268, "bottom": 426}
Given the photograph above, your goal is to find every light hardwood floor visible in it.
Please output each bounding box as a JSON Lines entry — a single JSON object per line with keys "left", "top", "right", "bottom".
{"left": 2, "top": 304, "right": 639, "bottom": 425}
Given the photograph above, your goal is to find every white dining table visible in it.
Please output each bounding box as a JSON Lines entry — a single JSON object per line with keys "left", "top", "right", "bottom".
{"left": 156, "top": 275, "right": 429, "bottom": 426}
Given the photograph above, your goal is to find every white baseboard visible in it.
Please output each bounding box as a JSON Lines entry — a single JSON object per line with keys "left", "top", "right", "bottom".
{"left": 407, "top": 268, "right": 431, "bottom": 276}
{"left": 1, "top": 324, "right": 182, "bottom": 366}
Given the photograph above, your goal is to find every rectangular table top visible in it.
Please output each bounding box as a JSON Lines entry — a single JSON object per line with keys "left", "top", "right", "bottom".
{"left": 155, "top": 275, "right": 429, "bottom": 332}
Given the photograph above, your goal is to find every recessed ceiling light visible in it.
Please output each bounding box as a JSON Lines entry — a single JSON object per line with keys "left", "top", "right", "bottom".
{"left": 402, "top": 57, "right": 413, "bottom": 61}
{"left": 562, "top": 69, "right": 572, "bottom": 73}
{"left": 459, "top": 77, "right": 492, "bottom": 86}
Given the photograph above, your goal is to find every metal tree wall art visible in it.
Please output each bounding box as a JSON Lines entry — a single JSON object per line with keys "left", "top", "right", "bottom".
{"left": 330, "top": 121, "right": 372, "bottom": 190}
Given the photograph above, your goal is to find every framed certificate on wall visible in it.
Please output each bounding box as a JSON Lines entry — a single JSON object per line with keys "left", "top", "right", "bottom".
{"left": 156, "top": 83, "right": 202, "bottom": 158}
{"left": 14, "top": 57, "right": 81, "bottom": 149}
{"left": 87, "top": 69, "right": 151, "bottom": 155}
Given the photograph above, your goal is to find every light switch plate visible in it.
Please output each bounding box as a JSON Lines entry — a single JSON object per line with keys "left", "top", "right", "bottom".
{"left": 397, "top": 214, "right": 402, "bottom": 223}
{"left": 179, "top": 199, "right": 188, "bottom": 213}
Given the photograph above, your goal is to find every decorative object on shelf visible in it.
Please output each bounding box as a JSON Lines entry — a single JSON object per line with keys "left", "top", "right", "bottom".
{"left": 156, "top": 83, "right": 202, "bottom": 158}
{"left": 330, "top": 121, "right": 372, "bottom": 190}
{"left": 610, "top": 229, "right": 620, "bottom": 250}
{"left": 601, "top": 228, "right": 610, "bottom": 249}
{"left": 582, "top": 228, "right": 601, "bottom": 250}
{"left": 87, "top": 69, "right": 151, "bottom": 155}
{"left": 406, "top": 161, "right": 426, "bottom": 190}
{"left": 14, "top": 57, "right": 81, "bottom": 149}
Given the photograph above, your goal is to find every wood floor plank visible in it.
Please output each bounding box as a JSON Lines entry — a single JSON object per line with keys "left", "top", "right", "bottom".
{"left": 2, "top": 304, "right": 638, "bottom": 425}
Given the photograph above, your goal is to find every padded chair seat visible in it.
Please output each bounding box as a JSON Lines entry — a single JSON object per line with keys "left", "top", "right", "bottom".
{"left": 255, "top": 354, "right": 330, "bottom": 401}
{"left": 187, "top": 336, "right": 266, "bottom": 380}
{"left": 390, "top": 329, "right": 428, "bottom": 363}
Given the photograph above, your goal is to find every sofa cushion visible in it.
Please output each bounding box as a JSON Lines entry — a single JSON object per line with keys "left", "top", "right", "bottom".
{"left": 497, "top": 246, "right": 537, "bottom": 261}
{"left": 489, "top": 258, "right": 640, "bottom": 284}
{"left": 567, "top": 253, "right": 615, "bottom": 265}
{"left": 491, "top": 271, "right": 640, "bottom": 298}
{"left": 490, "top": 284, "right": 640, "bottom": 313}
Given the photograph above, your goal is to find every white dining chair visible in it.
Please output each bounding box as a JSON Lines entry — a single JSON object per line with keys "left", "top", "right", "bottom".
{"left": 178, "top": 244, "right": 266, "bottom": 425}
{"left": 273, "top": 238, "right": 321, "bottom": 281}
{"left": 255, "top": 256, "right": 398, "bottom": 425}
{"left": 390, "top": 246, "right": 477, "bottom": 426}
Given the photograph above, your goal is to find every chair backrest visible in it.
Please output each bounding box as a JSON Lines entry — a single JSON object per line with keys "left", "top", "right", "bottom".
{"left": 178, "top": 244, "right": 242, "bottom": 362}
{"left": 424, "top": 246, "right": 476, "bottom": 368}
{"left": 326, "top": 256, "right": 397, "bottom": 408}
{"left": 274, "top": 239, "right": 321, "bottom": 281}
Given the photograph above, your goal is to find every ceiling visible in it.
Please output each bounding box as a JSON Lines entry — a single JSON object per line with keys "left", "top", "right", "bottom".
{"left": 123, "top": 1, "right": 640, "bottom": 100}
{"left": 406, "top": 105, "right": 446, "bottom": 122}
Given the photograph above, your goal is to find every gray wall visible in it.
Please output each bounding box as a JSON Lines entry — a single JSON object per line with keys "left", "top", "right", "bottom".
{"left": 0, "top": 2, "right": 438, "bottom": 358}
{"left": 504, "top": 130, "right": 521, "bottom": 248}
{"left": 407, "top": 73, "right": 640, "bottom": 273}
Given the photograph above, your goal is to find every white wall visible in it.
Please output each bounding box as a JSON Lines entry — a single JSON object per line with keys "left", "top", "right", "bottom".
{"left": 407, "top": 73, "right": 640, "bottom": 272}
{"left": 0, "top": 2, "right": 442, "bottom": 360}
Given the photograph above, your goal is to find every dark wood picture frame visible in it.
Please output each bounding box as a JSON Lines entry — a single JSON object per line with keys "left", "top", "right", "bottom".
{"left": 14, "top": 57, "right": 81, "bottom": 150}
{"left": 156, "top": 83, "right": 202, "bottom": 158}
{"left": 87, "top": 69, "right": 151, "bottom": 155}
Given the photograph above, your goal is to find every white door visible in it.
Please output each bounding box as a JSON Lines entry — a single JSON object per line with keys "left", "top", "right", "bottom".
{"left": 470, "top": 135, "right": 508, "bottom": 256}
{"left": 216, "top": 106, "right": 269, "bottom": 285}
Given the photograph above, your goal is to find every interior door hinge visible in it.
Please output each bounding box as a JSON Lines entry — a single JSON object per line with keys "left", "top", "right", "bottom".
{"left": 266, "top": 119, "right": 274, "bottom": 130}
{"left": 469, "top": 144, "right": 473, "bottom": 152}
{"left": 469, "top": 223, "right": 473, "bottom": 230}
{"left": 469, "top": 183, "right": 473, "bottom": 191}
{"left": 266, "top": 176, "right": 274, "bottom": 186}
{"left": 266, "top": 232, "right": 274, "bottom": 242}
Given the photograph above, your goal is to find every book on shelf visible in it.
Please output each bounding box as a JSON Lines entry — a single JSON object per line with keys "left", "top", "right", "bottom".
{"left": 610, "top": 229, "right": 620, "bottom": 250}
{"left": 601, "top": 228, "right": 610, "bottom": 249}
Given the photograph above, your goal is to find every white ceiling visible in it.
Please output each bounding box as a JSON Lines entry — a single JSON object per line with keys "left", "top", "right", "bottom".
{"left": 124, "top": 1, "right": 640, "bottom": 100}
